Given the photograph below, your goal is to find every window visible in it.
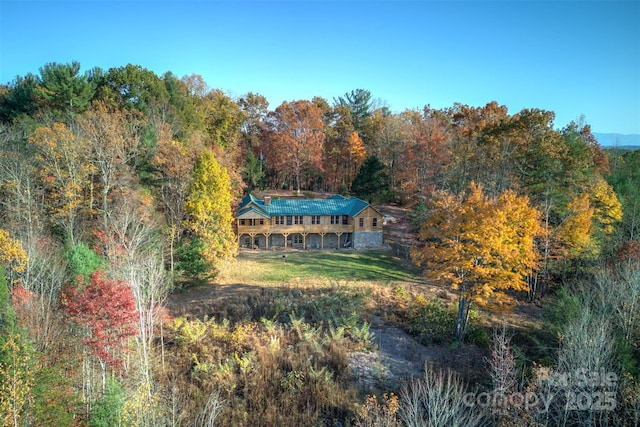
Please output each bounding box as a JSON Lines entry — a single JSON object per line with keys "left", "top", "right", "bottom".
{"left": 275, "top": 216, "right": 284, "bottom": 225}
{"left": 259, "top": 219, "right": 264, "bottom": 225}
{"left": 293, "top": 234, "right": 303, "bottom": 244}
{"left": 372, "top": 217, "right": 378, "bottom": 227}
{"left": 359, "top": 218, "right": 364, "bottom": 227}
{"left": 240, "top": 219, "right": 246, "bottom": 226}
{"left": 286, "top": 216, "right": 293, "bottom": 225}
{"left": 342, "top": 215, "right": 349, "bottom": 225}
{"left": 330, "top": 215, "right": 340, "bottom": 225}
{"left": 294, "top": 215, "right": 303, "bottom": 225}
{"left": 311, "top": 215, "right": 320, "bottom": 225}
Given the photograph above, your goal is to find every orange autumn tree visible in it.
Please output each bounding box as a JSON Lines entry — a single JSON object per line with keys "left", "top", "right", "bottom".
{"left": 265, "top": 100, "right": 325, "bottom": 193}
{"left": 411, "top": 183, "right": 544, "bottom": 341}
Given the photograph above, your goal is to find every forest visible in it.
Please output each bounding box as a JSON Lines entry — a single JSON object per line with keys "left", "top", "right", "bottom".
{"left": 0, "top": 61, "right": 639, "bottom": 426}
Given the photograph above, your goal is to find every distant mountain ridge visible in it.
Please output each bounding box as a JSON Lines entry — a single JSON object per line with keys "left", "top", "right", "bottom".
{"left": 593, "top": 133, "right": 640, "bottom": 149}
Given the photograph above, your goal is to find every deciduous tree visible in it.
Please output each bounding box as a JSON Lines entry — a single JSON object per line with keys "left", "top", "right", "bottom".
{"left": 0, "top": 229, "right": 27, "bottom": 286}
{"left": 396, "top": 107, "right": 450, "bottom": 198}
{"left": 264, "top": 100, "right": 325, "bottom": 193}
{"left": 151, "top": 125, "right": 202, "bottom": 275}
{"left": 77, "top": 101, "right": 142, "bottom": 229}
{"left": 555, "top": 193, "right": 597, "bottom": 261}
{"left": 184, "top": 150, "right": 236, "bottom": 277}
{"left": 28, "top": 122, "right": 95, "bottom": 244}
{"left": 411, "top": 184, "right": 543, "bottom": 341}
{"left": 62, "top": 271, "right": 139, "bottom": 374}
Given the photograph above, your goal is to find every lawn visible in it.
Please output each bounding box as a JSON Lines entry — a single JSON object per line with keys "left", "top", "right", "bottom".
{"left": 218, "top": 249, "right": 426, "bottom": 286}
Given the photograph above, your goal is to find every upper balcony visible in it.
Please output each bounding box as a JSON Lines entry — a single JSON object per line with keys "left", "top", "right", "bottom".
{"left": 236, "top": 221, "right": 354, "bottom": 235}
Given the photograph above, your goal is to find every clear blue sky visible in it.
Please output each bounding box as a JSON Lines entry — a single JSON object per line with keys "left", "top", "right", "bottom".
{"left": 1, "top": 0, "right": 639, "bottom": 134}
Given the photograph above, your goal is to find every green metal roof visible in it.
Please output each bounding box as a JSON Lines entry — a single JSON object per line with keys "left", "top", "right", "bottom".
{"left": 237, "top": 194, "right": 377, "bottom": 218}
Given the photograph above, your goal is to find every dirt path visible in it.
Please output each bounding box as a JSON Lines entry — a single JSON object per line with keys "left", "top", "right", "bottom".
{"left": 349, "top": 315, "right": 490, "bottom": 394}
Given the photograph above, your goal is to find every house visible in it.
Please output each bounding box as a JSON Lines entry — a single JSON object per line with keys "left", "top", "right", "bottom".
{"left": 235, "top": 194, "right": 384, "bottom": 250}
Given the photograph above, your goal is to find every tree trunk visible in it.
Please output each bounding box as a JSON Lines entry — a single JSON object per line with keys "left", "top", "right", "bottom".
{"left": 455, "top": 295, "right": 471, "bottom": 341}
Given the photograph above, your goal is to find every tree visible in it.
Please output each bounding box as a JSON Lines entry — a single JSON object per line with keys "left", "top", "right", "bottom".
{"left": 238, "top": 92, "right": 269, "bottom": 190}
{"left": 334, "top": 89, "right": 373, "bottom": 142}
{"left": 98, "top": 64, "right": 168, "bottom": 114}
{"left": 0, "top": 229, "right": 27, "bottom": 286}
{"left": 555, "top": 193, "right": 598, "bottom": 261}
{"left": 37, "top": 61, "right": 94, "bottom": 116}
{"left": 62, "top": 271, "right": 139, "bottom": 374}
{"left": 184, "top": 150, "right": 236, "bottom": 277}
{"left": 351, "top": 156, "right": 390, "bottom": 203}
{"left": 264, "top": 100, "right": 325, "bottom": 193}
{"left": 238, "top": 92, "right": 269, "bottom": 152}
{"left": 0, "top": 135, "right": 44, "bottom": 246}
{"left": 0, "top": 73, "right": 41, "bottom": 122}
{"left": 411, "top": 184, "right": 543, "bottom": 341}
{"left": 321, "top": 102, "right": 367, "bottom": 193}
{"left": 64, "top": 242, "right": 105, "bottom": 284}
{"left": 366, "top": 110, "right": 403, "bottom": 191}
{"left": 151, "top": 125, "right": 202, "bottom": 276}
{"left": 0, "top": 234, "right": 34, "bottom": 427}
{"left": 0, "top": 333, "right": 34, "bottom": 427}
{"left": 77, "top": 101, "right": 142, "bottom": 229}
{"left": 590, "top": 176, "right": 623, "bottom": 236}
{"left": 444, "top": 102, "right": 510, "bottom": 195}
{"left": 608, "top": 149, "right": 640, "bottom": 242}
{"left": 396, "top": 107, "right": 450, "bottom": 198}
{"left": 28, "top": 122, "right": 96, "bottom": 244}
{"left": 242, "top": 150, "right": 265, "bottom": 191}
{"left": 201, "top": 89, "right": 245, "bottom": 151}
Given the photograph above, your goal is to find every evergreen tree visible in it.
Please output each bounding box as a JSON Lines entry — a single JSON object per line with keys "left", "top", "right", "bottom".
{"left": 351, "top": 156, "right": 390, "bottom": 203}
{"left": 0, "top": 74, "right": 41, "bottom": 122}
{"left": 37, "top": 61, "right": 94, "bottom": 116}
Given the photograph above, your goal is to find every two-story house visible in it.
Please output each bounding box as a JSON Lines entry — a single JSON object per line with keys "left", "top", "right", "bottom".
{"left": 235, "top": 194, "right": 383, "bottom": 250}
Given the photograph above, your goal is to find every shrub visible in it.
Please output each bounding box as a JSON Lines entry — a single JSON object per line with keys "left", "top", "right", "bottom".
{"left": 407, "top": 296, "right": 455, "bottom": 345}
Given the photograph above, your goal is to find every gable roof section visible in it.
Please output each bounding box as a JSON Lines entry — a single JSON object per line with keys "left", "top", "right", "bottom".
{"left": 237, "top": 194, "right": 380, "bottom": 218}
{"left": 236, "top": 205, "right": 269, "bottom": 219}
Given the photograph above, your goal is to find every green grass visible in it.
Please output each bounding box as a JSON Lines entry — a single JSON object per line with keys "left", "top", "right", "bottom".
{"left": 220, "top": 249, "right": 424, "bottom": 286}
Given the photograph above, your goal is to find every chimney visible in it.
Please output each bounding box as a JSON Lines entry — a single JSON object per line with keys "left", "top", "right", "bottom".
{"left": 264, "top": 196, "right": 271, "bottom": 205}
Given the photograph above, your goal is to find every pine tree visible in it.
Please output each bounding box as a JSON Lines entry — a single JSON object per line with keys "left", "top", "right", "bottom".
{"left": 351, "top": 156, "right": 390, "bottom": 203}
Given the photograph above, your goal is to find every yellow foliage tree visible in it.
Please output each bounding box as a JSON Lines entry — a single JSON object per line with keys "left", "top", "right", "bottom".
{"left": 411, "top": 183, "right": 544, "bottom": 341}
{"left": 556, "top": 193, "right": 598, "bottom": 260}
{"left": 0, "top": 334, "right": 34, "bottom": 427}
{"left": 28, "top": 122, "right": 96, "bottom": 243}
{"left": 0, "top": 229, "right": 27, "bottom": 286}
{"left": 184, "top": 150, "right": 237, "bottom": 276}
{"left": 590, "top": 177, "right": 623, "bottom": 235}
